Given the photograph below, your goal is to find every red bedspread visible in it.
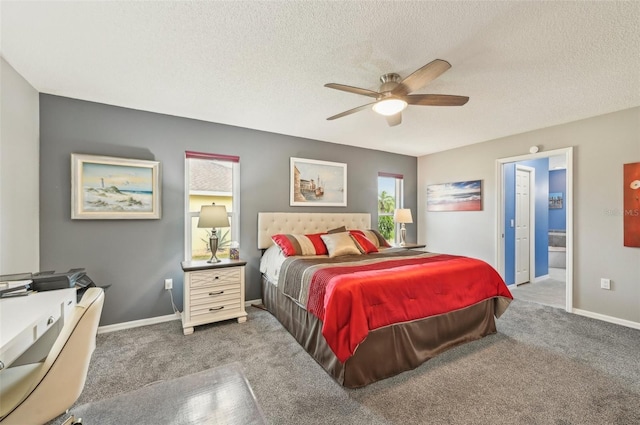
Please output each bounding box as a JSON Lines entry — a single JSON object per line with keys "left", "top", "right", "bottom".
{"left": 304, "top": 254, "right": 512, "bottom": 363}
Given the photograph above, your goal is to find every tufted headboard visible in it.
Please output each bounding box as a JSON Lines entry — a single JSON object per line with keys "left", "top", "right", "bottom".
{"left": 257, "top": 212, "right": 371, "bottom": 249}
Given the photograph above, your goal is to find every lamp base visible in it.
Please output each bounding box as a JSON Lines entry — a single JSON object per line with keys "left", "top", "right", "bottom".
{"left": 400, "top": 224, "right": 407, "bottom": 246}
{"left": 207, "top": 230, "right": 220, "bottom": 263}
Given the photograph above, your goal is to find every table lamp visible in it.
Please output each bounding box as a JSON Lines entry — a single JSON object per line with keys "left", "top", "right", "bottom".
{"left": 394, "top": 208, "right": 413, "bottom": 246}
{"left": 197, "top": 204, "right": 230, "bottom": 263}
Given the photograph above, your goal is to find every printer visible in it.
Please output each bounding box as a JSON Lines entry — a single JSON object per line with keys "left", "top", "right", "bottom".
{"left": 31, "top": 268, "right": 96, "bottom": 292}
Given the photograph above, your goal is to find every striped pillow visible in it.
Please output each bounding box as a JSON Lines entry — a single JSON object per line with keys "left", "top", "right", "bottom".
{"left": 351, "top": 229, "right": 392, "bottom": 248}
{"left": 350, "top": 232, "right": 379, "bottom": 254}
{"left": 272, "top": 233, "right": 328, "bottom": 257}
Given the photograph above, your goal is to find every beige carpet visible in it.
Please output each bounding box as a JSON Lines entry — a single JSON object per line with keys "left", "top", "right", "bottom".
{"left": 509, "top": 268, "right": 566, "bottom": 308}
{"left": 47, "top": 296, "right": 640, "bottom": 425}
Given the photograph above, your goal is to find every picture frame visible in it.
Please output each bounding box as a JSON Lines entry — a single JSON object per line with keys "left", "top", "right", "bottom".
{"left": 71, "top": 154, "right": 161, "bottom": 219}
{"left": 623, "top": 162, "right": 640, "bottom": 247}
{"left": 549, "top": 192, "right": 563, "bottom": 209}
{"left": 427, "top": 180, "right": 482, "bottom": 212}
{"left": 290, "top": 157, "right": 347, "bottom": 207}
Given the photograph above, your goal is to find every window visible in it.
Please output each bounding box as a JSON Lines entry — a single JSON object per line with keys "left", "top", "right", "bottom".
{"left": 378, "top": 172, "right": 404, "bottom": 245}
{"left": 185, "top": 151, "right": 240, "bottom": 261}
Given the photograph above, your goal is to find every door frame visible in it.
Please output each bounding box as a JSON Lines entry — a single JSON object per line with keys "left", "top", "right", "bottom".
{"left": 515, "top": 165, "right": 535, "bottom": 285}
{"left": 495, "top": 147, "right": 573, "bottom": 312}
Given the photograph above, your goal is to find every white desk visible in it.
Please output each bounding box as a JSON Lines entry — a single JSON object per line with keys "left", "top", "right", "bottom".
{"left": 0, "top": 288, "right": 76, "bottom": 370}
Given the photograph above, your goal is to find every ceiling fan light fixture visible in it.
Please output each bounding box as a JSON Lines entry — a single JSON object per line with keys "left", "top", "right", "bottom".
{"left": 325, "top": 59, "right": 466, "bottom": 126}
{"left": 372, "top": 98, "right": 407, "bottom": 116}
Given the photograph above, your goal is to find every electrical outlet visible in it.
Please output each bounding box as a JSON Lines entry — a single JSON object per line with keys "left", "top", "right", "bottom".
{"left": 164, "top": 278, "right": 173, "bottom": 290}
{"left": 600, "top": 278, "right": 611, "bottom": 290}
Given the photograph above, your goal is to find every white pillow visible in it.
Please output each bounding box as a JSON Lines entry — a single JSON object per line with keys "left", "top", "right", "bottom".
{"left": 320, "top": 233, "right": 362, "bottom": 258}
{"left": 259, "top": 244, "right": 288, "bottom": 283}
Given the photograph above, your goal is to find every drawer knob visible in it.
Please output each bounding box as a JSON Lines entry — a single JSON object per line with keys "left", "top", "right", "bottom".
{"left": 47, "top": 316, "right": 55, "bottom": 325}
{"left": 214, "top": 276, "right": 219, "bottom": 280}
{"left": 209, "top": 290, "right": 224, "bottom": 296}
{"left": 209, "top": 306, "right": 224, "bottom": 311}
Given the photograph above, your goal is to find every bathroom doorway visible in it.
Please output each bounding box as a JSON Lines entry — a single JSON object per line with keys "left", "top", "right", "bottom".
{"left": 496, "top": 147, "right": 573, "bottom": 312}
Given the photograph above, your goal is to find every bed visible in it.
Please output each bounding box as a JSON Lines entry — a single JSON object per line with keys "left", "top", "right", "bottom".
{"left": 258, "top": 212, "right": 512, "bottom": 388}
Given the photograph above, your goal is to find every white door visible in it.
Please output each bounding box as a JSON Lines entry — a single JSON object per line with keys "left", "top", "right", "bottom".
{"left": 515, "top": 167, "right": 532, "bottom": 284}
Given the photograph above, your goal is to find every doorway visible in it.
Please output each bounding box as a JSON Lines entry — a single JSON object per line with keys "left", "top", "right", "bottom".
{"left": 496, "top": 147, "right": 573, "bottom": 312}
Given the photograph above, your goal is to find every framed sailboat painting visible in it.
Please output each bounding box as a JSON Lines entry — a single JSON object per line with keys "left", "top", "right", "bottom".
{"left": 290, "top": 157, "right": 347, "bottom": 207}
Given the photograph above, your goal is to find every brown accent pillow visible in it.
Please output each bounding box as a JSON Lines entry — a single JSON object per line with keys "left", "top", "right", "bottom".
{"left": 327, "top": 226, "right": 347, "bottom": 234}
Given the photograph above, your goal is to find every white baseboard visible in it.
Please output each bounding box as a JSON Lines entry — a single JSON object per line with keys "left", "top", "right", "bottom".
{"left": 533, "top": 274, "right": 550, "bottom": 283}
{"left": 97, "top": 299, "right": 263, "bottom": 334}
{"left": 97, "top": 313, "right": 180, "bottom": 334}
{"left": 572, "top": 308, "right": 640, "bottom": 330}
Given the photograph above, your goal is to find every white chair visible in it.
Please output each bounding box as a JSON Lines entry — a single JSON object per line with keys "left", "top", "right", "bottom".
{"left": 0, "top": 287, "right": 105, "bottom": 425}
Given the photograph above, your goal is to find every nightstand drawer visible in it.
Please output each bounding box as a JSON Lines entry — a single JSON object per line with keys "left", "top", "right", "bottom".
{"left": 190, "top": 268, "right": 240, "bottom": 288}
{"left": 190, "top": 298, "right": 242, "bottom": 322}
{"left": 190, "top": 283, "right": 241, "bottom": 307}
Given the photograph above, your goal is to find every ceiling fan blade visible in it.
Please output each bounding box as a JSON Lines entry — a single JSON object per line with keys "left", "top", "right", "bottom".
{"left": 327, "top": 102, "right": 376, "bottom": 120}
{"left": 385, "top": 113, "right": 402, "bottom": 127}
{"left": 391, "top": 59, "right": 452, "bottom": 96}
{"left": 405, "top": 94, "right": 469, "bottom": 106}
{"left": 324, "top": 83, "right": 380, "bottom": 98}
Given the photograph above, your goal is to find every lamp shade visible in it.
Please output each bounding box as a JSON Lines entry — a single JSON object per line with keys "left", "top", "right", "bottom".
{"left": 393, "top": 208, "right": 413, "bottom": 224}
{"left": 197, "top": 205, "right": 230, "bottom": 228}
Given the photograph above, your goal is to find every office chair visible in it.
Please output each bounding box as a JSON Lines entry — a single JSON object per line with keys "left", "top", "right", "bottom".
{"left": 0, "top": 287, "right": 105, "bottom": 425}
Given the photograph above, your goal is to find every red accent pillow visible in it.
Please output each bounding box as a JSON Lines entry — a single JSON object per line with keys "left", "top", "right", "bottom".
{"left": 272, "top": 233, "right": 328, "bottom": 257}
{"left": 349, "top": 231, "right": 379, "bottom": 254}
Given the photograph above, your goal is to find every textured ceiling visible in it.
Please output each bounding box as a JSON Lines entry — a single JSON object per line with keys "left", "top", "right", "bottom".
{"left": 1, "top": 1, "right": 639, "bottom": 157}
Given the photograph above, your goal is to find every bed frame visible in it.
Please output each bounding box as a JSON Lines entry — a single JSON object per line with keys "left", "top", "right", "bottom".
{"left": 257, "top": 212, "right": 504, "bottom": 388}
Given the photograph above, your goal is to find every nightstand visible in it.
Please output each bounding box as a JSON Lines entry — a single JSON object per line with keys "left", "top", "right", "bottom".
{"left": 180, "top": 259, "right": 248, "bottom": 335}
{"left": 394, "top": 243, "right": 426, "bottom": 250}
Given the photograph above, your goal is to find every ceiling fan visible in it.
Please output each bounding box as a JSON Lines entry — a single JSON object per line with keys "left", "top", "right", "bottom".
{"left": 325, "top": 59, "right": 469, "bottom": 127}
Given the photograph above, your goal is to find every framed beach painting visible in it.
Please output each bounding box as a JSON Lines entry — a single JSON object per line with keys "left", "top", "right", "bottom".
{"left": 290, "top": 157, "right": 347, "bottom": 207}
{"left": 427, "top": 180, "right": 482, "bottom": 212}
{"left": 71, "top": 154, "right": 161, "bottom": 219}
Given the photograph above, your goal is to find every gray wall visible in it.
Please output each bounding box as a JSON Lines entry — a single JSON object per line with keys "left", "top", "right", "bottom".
{"left": 39, "top": 94, "right": 417, "bottom": 326}
{"left": 418, "top": 107, "right": 640, "bottom": 324}
{"left": 0, "top": 58, "right": 40, "bottom": 274}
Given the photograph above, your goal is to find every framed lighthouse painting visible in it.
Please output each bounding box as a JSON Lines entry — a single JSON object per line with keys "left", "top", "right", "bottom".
{"left": 71, "top": 154, "right": 161, "bottom": 219}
